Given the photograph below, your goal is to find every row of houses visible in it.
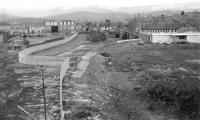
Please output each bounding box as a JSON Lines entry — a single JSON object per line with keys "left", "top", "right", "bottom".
{"left": 128, "top": 12, "right": 190, "bottom": 33}
{"left": 82, "top": 20, "right": 116, "bottom": 33}
{"left": 45, "top": 20, "right": 81, "bottom": 34}
{"left": 0, "top": 19, "right": 81, "bottom": 35}
{"left": 0, "top": 22, "right": 45, "bottom": 35}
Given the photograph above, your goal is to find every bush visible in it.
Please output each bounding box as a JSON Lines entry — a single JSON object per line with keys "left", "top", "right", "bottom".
{"left": 105, "top": 90, "right": 148, "bottom": 120}
{"left": 23, "top": 39, "right": 29, "bottom": 47}
{"left": 87, "top": 31, "right": 107, "bottom": 43}
{"left": 137, "top": 70, "right": 200, "bottom": 115}
{"left": 122, "top": 32, "right": 129, "bottom": 40}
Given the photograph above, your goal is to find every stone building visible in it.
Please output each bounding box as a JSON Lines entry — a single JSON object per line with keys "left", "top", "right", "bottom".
{"left": 45, "top": 20, "right": 77, "bottom": 34}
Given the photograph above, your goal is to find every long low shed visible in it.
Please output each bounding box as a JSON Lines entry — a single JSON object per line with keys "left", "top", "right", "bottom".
{"left": 150, "top": 32, "right": 200, "bottom": 43}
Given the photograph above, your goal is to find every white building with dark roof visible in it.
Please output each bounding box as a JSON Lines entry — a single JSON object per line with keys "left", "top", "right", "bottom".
{"left": 140, "top": 23, "right": 200, "bottom": 43}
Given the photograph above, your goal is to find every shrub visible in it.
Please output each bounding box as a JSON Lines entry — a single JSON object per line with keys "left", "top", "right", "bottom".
{"left": 87, "top": 31, "right": 107, "bottom": 43}
{"left": 137, "top": 70, "right": 200, "bottom": 115}
{"left": 105, "top": 90, "right": 149, "bottom": 120}
{"left": 122, "top": 32, "right": 129, "bottom": 40}
{"left": 23, "top": 39, "right": 30, "bottom": 47}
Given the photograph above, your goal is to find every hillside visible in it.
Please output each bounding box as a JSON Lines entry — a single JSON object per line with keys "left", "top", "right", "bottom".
{"left": 0, "top": 14, "right": 43, "bottom": 24}
{"left": 48, "top": 11, "right": 132, "bottom": 22}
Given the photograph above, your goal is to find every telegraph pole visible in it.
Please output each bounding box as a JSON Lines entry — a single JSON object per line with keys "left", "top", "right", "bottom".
{"left": 40, "top": 65, "right": 47, "bottom": 120}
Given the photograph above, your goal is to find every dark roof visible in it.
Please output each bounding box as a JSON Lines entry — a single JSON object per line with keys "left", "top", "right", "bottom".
{"left": 142, "top": 23, "right": 186, "bottom": 30}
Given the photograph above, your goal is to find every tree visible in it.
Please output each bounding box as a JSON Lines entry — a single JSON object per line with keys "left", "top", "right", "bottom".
{"left": 115, "top": 21, "right": 124, "bottom": 31}
{"left": 23, "top": 34, "right": 27, "bottom": 39}
{"left": 105, "top": 19, "right": 111, "bottom": 27}
{"left": 87, "top": 31, "right": 107, "bottom": 43}
{"left": 86, "top": 22, "right": 92, "bottom": 28}
{"left": 181, "top": 11, "right": 185, "bottom": 15}
{"left": 127, "top": 20, "right": 136, "bottom": 33}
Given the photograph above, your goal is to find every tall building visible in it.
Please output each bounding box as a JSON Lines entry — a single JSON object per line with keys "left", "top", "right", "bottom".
{"left": 127, "top": 13, "right": 191, "bottom": 33}
{"left": 45, "top": 20, "right": 77, "bottom": 34}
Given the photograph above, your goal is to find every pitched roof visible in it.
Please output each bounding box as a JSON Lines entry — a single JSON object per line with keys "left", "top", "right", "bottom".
{"left": 142, "top": 23, "right": 187, "bottom": 30}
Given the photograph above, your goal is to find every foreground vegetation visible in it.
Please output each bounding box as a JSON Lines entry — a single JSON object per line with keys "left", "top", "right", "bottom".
{"left": 100, "top": 42, "right": 200, "bottom": 120}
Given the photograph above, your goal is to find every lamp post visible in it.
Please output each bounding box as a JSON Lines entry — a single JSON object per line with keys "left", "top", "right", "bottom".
{"left": 39, "top": 65, "right": 47, "bottom": 120}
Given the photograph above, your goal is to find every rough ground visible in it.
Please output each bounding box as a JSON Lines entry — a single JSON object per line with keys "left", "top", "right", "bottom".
{"left": 1, "top": 36, "right": 200, "bottom": 120}
{"left": 0, "top": 42, "right": 62, "bottom": 120}
{"left": 0, "top": 34, "right": 107, "bottom": 120}
{"left": 98, "top": 41, "right": 200, "bottom": 120}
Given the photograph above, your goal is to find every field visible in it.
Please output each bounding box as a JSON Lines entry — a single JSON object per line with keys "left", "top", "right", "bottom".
{"left": 1, "top": 35, "right": 200, "bottom": 120}
{"left": 31, "top": 34, "right": 88, "bottom": 56}
{"left": 98, "top": 41, "right": 200, "bottom": 120}
{"left": 28, "top": 32, "right": 66, "bottom": 46}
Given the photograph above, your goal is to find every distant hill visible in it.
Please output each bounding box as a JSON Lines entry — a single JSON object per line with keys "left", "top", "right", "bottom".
{"left": 0, "top": 2, "right": 200, "bottom": 23}
{"left": 0, "top": 13, "right": 43, "bottom": 24}
{"left": 47, "top": 2, "right": 200, "bottom": 22}
{"left": 48, "top": 11, "right": 132, "bottom": 22}
{"left": 0, "top": 14, "right": 16, "bottom": 21}
{"left": 116, "top": 2, "right": 200, "bottom": 14}
{"left": 142, "top": 10, "right": 180, "bottom": 16}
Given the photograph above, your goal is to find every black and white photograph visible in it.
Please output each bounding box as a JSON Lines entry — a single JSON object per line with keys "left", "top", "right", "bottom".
{"left": 0, "top": 0, "right": 200, "bottom": 120}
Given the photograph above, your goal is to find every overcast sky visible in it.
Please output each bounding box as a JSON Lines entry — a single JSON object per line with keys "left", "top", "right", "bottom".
{"left": 0, "top": 0, "right": 199, "bottom": 10}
